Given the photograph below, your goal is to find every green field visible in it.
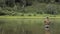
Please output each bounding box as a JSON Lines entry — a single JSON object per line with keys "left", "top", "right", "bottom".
{"left": 0, "top": 17, "right": 60, "bottom": 34}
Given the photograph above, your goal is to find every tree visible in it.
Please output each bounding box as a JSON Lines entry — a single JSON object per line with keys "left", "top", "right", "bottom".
{"left": 46, "top": 4, "right": 57, "bottom": 15}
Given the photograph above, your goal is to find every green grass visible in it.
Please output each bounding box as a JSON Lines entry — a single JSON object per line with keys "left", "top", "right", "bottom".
{"left": 0, "top": 15, "right": 60, "bottom": 19}
{"left": 0, "top": 17, "right": 60, "bottom": 34}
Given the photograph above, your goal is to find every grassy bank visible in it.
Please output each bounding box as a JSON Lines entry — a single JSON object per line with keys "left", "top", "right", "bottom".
{"left": 0, "top": 15, "right": 60, "bottom": 19}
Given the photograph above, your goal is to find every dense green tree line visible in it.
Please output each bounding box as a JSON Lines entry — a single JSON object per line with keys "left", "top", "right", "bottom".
{"left": 0, "top": 0, "right": 60, "bottom": 16}
{"left": 0, "top": 0, "right": 60, "bottom": 7}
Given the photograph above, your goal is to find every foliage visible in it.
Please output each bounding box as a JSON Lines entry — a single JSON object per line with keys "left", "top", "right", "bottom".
{"left": 0, "top": 0, "right": 60, "bottom": 16}
{"left": 45, "top": 4, "right": 57, "bottom": 15}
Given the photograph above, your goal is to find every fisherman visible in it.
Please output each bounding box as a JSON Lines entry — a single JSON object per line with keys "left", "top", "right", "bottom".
{"left": 44, "top": 17, "right": 51, "bottom": 31}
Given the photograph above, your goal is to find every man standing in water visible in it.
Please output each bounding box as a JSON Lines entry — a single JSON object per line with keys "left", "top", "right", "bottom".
{"left": 44, "top": 17, "right": 51, "bottom": 34}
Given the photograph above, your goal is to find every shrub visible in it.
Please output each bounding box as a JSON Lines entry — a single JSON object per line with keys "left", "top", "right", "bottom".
{"left": 21, "top": 14, "right": 24, "bottom": 16}
{"left": 28, "top": 14, "right": 32, "bottom": 16}
{"left": 33, "top": 14, "right": 36, "bottom": 16}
